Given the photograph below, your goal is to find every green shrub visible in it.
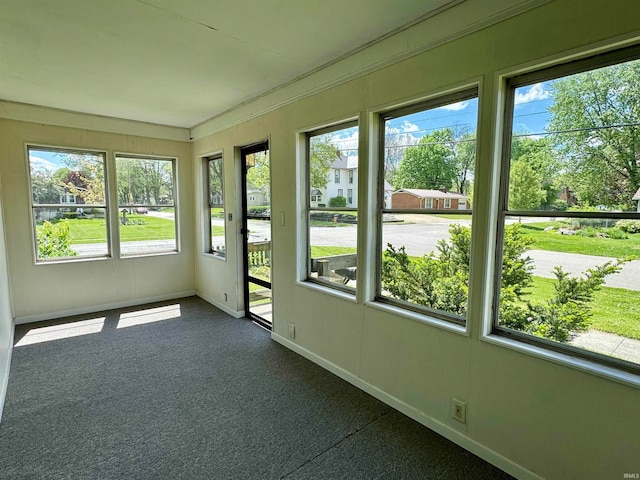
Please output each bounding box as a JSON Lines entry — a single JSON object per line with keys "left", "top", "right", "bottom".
{"left": 37, "top": 220, "right": 76, "bottom": 259}
{"left": 328, "top": 196, "right": 347, "bottom": 208}
{"left": 616, "top": 219, "right": 640, "bottom": 234}
{"left": 381, "top": 223, "right": 627, "bottom": 342}
{"left": 603, "top": 227, "right": 628, "bottom": 239}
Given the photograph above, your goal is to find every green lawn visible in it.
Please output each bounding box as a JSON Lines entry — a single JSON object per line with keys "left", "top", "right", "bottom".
{"left": 39, "top": 215, "right": 177, "bottom": 243}
{"left": 430, "top": 214, "right": 473, "bottom": 221}
{"left": 528, "top": 276, "right": 640, "bottom": 339}
{"left": 520, "top": 221, "right": 640, "bottom": 258}
{"left": 310, "top": 246, "right": 356, "bottom": 257}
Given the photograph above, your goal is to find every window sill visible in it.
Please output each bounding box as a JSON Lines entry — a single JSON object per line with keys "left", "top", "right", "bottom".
{"left": 297, "top": 279, "right": 357, "bottom": 303}
{"left": 481, "top": 332, "right": 640, "bottom": 389}
{"left": 365, "top": 300, "right": 468, "bottom": 336}
{"left": 35, "top": 255, "right": 110, "bottom": 266}
{"left": 120, "top": 250, "right": 179, "bottom": 259}
{"left": 201, "top": 252, "right": 227, "bottom": 262}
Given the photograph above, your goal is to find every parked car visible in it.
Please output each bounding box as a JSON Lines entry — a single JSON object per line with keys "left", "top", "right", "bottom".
{"left": 136, "top": 207, "right": 148, "bottom": 214}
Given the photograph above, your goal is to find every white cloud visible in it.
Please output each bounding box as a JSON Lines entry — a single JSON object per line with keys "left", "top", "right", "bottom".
{"left": 331, "top": 130, "right": 359, "bottom": 153}
{"left": 30, "top": 155, "right": 57, "bottom": 171}
{"left": 401, "top": 121, "right": 419, "bottom": 132}
{"left": 437, "top": 101, "right": 469, "bottom": 111}
{"left": 514, "top": 83, "right": 551, "bottom": 105}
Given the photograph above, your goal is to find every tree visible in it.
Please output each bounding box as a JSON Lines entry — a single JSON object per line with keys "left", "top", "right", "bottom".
{"left": 452, "top": 130, "right": 476, "bottom": 195}
{"left": 246, "top": 151, "right": 270, "bottom": 187}
{"left": 508, "top": 157, "right": 546, "bottom": 211}
{"left": 30, "top": 169, "right": 61, "bottom": 204}
{"left": 56, "top": 153, "right": 106, "bottom": 205}
{"left": 309, "top": 136, "right": 338, "bottom": 190}
{"left": 511, "top": 136, "right": 559, "bottom": 208}
{"left": 381, "top": 223, "right": 626, "bottom": 342}
{"left": 547, "top": 59, "right": 640, "bottom": 209}
{"left": 395, "top": 129, "right": 457, "bottom": 190}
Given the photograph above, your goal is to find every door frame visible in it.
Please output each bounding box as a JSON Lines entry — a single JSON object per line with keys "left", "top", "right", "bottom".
{"left": 239, "top": 140, "right": 272, "bottom": 329}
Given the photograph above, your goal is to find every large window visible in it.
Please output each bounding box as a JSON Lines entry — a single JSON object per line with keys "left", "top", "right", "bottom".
{"left": 495, "top": 47, "right": 640, "bottom": 371}
{"left": 306, "top": 121, "right": 359, "bottom": 292}
{"left": 206, "top": 155, "right": 225, "bottom": 257}
{"left": 115, "top": 155, "right": 177, "bottom": 256}
{"left": 376, "top": 89, "right": 479, "bottom": 324}
{"left": 28, "top": 146, "right": 109, "bottom": 262}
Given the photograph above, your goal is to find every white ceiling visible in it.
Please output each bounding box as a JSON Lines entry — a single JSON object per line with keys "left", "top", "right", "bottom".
{"left": 0, "top": 0, "right": 459, "bottom": 128}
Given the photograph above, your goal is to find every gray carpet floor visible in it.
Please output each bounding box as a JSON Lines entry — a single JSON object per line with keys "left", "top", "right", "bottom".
{"left": 0, "top": 296, "right": 513, "bottom": 479}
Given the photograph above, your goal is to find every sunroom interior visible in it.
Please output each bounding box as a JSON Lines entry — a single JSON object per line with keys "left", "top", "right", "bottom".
{"left": 0, "top": 1, "right": 639, "bottom": 478}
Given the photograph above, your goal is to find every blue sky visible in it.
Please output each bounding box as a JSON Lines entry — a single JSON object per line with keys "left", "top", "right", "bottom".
{"left": 329, "top": 81, "right": 554, "bottom": 154}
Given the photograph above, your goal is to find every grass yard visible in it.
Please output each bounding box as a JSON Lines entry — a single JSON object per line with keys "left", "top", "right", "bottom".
{"left": 39, "top": 215, "right": 178, "bottom": 243}
{"left": 310, "top": 246, "right": 357, "bottom": 257}
{"left": 528, "top": 276, "right": 640, "bottom": 339}
{"left": 520, "top": 221, "right": 640, "bottom": 258}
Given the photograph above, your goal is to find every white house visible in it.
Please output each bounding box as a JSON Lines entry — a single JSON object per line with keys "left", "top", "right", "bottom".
{"left": 311, "top": 155, "right": 393, "bottom": 208}
{"left": 634, "top": 186, "right": 640, "bottom": 212}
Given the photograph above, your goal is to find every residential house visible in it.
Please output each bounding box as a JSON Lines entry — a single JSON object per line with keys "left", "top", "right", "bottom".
{"left": 391, "top": 188, "right": 469, "bottom": 210}
{"left": 311, "top": 155, "right": 393, "bottom": 208}
{"left": 634, "top": 186, "right": 640, "bottom": 212}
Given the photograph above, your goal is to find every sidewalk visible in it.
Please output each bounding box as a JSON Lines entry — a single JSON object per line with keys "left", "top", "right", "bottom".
{"left": 570, "top": 330, "right": 640, "bottom": 364}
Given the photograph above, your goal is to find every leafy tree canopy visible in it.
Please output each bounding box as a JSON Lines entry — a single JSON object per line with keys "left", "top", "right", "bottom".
{"left": 547, "top": 59, "right": 640, "bottom": 209}
{"left": 395, "top": 128, "right": 457, "bottom": 190}
{"left": 310, "top": 136, "right": 339, "bottom": 190}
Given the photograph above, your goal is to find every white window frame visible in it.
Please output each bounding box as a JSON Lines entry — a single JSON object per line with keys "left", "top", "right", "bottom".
{"left": 491, "top": 45, "right": 640, "bottom": 376}
{"left": 115, "top": 153, "right": 178, "bottom": 257}
{"left": 444, "top": 198, "right": 451, "bottom": 209}
{"left": 304, "top": 120, "right": 359, "bottom": 294}
{"left": 375, "top": 88, "right": 479, "bottom": 326}
{"left": 27, "top": 144, "right": 110, "bottom": 263}
{"left": 205, "top": 154, "right": 225, "bottom": 258}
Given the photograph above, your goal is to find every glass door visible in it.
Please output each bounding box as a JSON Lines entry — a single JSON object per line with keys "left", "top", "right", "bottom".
{"left": 240, "top": 142, "right": 272, "bottom": 329}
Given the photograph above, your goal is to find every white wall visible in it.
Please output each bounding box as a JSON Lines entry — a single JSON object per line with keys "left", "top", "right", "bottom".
{"left": 0, "top": 176, "right": 14, "bottom": 422}
{"left": 192, "top": 1, "right": 640, "bottom": 478}
{"left": 0, "top": 118, "right": 195, "bottom": 322}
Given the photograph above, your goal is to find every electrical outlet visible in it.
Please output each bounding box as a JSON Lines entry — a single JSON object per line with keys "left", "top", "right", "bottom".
{"left": 452, "top": 398, "right": 467, "bottom": 424}
{"left": 288, "top": 324, "right": 295, "bottom": 339}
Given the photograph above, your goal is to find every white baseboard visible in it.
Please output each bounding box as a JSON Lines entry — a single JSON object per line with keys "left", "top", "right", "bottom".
{"left": 0, "top": 325, "right": 14, "bottom": 425}
{"left": 196, "top": 292, "right": 244, "bottom": 318}
{"left": 14, "top": 290, "right": 197, "bottom": 325}
{"left": 271, "top": 333, "right": 543, "bottom": 480}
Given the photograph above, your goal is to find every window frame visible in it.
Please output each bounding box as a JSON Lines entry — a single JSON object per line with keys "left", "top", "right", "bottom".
{"left": 375, "top": 87, "right": 479, "bottom": 325}
{"left": 492, "top": 45, "right": 640, "bottom": 375}
{"left": 334, "top": 169, "right": 340, "bottom": 183}
{"left": 205, "top": 154, "right": 226, "bottom": 258}
{"left": 304, "top": 120, "right": 359, "bottom": 294}
{"left": 26, "top": 144, "right": 111, "bottom": 264}
{"left": 114, "top": 153, "right": 179, "bottom": 257}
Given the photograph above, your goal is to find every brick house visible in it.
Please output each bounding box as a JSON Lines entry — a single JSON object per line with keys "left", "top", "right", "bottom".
{"left": 391, "top": 188, "right": 469, "bottom": 210}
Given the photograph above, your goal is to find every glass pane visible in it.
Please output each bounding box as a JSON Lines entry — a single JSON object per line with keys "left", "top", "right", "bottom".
{"left": 308, "top": 125, "right": 358, "bottom": 208}
{"left": 116, "top": 157, "right": 175, "bottom": 206}
{"left": 208, "top": 158, "right": 225, "bottom": 257}
{"left": 498, "top": 216, "right": 640, "bottom": 365}
{"left": 247, "top": 216, "right": 271, "bottom": 282}
{"left": 384, "top": 98, "right": 478, "bottom": 210}
{"left": 248, "top": 280, "right": 272, "bottom": 324}
{"left": 509, "top": 58, "right": 640, "bottom": 213}
{"left": 29, "top": 148, "right": 106, "bottom": 205}
{"left": 120, "top": 207, "right": 176, "bottom": 256}
{"left": 379, "top": 214, "right": 471, "bottom": 319}
{"left": 378, "top": 93, "right": 478, "bottom": 320}
{"left": 33, "top": 207, "right": 108, "bottom": 261}
{"left": 309, "top": 209, "right": 358, "bottom": 289}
